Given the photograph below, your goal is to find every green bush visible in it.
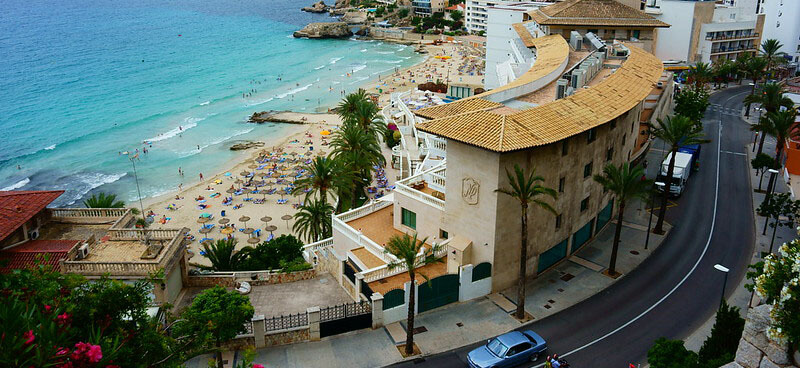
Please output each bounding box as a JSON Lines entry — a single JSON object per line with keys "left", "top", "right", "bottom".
{"left": 647, "top": 338, "right": 698, "bottom": 368}
{"left": 698, "top": 301, "right": 744, "bottom": 366}
{"left": 238, "top": 234, "right": 307, "bottom": 271}
{"left": 398, "top": 8, "right": 409, "bottom": 18}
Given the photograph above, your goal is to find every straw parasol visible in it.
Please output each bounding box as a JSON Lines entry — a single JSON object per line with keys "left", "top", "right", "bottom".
{"left": 265, "top": 225, "right": 278, "bottom": 235}
{"left": 261, "top": 216, "right": 272, "bottom": 224}
{"left": 318, "top": 150, "right": 326, "bottom": 156}
{"left": 197, "top": 217, "right": 211, "bottom": 223}
{"left": 226, "top": 188, "right": 236, "bottom": 194}
{"left": 239, "top": 216, "right": 250, "bottom": 228}
{"left": 279, "top": 189, "right": 289, "bottom": 199}
{"left": 271, "top": 172, "right": 281, "bottom": 179}
{"left": 281, "top": 214, "right": 293, "bottom": 229}
{"left": 240, "top": 171, "right": 250, "bottom": 177}
{"left": 243, "top": 228, "right": 254, "bottom": 235}
{"left": 221, "top": 227, "right": 234, "bottom": 235}
{"left": 218, "top": 218, "right": 230, "bottom": 225}
{"left": 247, "top": 237, "right": 260, "bottom": 244}
{"left": 258, "top": 172, "right": 269, "bottom": 178}
{"left": 248, "top": 164, "right": 258, "bottom": 169}
{"left": 201, "top": 239, "right": 214, "bottom": 246}
{"left": 198, "top": 227, "right": 212, "bottom": 234}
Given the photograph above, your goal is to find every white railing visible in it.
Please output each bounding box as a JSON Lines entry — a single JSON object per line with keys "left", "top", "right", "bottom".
{"left": 394, "top": 163, "right": 447, "bottom": 211}
{"left": 427, "top": 135, "right": 447, "bottom": 158}
{"left": 360, "top": 239, "right": 450, "bottom": 283}
{"left": 336, "top": 200, "right": 392, "bottom": 223}
{"left": 49, "top": 208, "right": 130, "bottom": 219}
{"left": 302, "top": 237, "right": 334, "bottom": 264}
{"left": 428, "top": 170, "right": 446, "bottom": 193}
{"left": 332, "top": 201, "right": 399, "bottom": 264}
{"left": 107, "top": 228, "right": 181, "bottom": 241}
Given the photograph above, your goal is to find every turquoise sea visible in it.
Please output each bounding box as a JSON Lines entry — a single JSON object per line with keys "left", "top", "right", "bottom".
{"left": 0, "top": 0, "right": 422, "bottom": 206}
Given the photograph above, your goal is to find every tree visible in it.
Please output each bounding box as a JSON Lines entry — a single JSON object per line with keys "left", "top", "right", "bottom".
{"left": 734, "top": 52, "right": 752, "bottom": 84}
{"left": 593, "top": 163, "right": 652, "bottom": 276}
{"left": 495, "top": 164, "right": 557, "bottom": 319}
{"left": 743, "top": 56, "right": 769, "bottom": 117}
{"left": 674, "top": 88, "right": 710, "bottom": 125}
{"left": 292, "top": 156, "right": 351, "bottom": 207}
{"left": 337, "top": 89, "right": 369, "bottom": 121}
{"left": 744, "top": 83, "right": 794, "bottom": 155}
{"left": 399, "top": 8, "right": 410, "bottom": 18}
{"left": 238, "top": 234, "right": 309, "bottom": 271}
{"left": 83, "top": 192, "right": 125, "bottom": 208}
{"left": 330, "top": 122, "right": 386, "bottom": 209}
{"left": 649, "top": 115, "right": 708, "bottom": 234}
{"left": 760, "top": 38, "right": 786, "bottom": 75}
{"left": 176, "top": 286, "right": 254, "bottom": 368}
{"left": 763, "top": 109, "right": 798, "bottom": 168}
{"left": 293, "top": 199, "right": 334, "bottom": 242}
{"left": 345, "top": 97, "right": 388, "bottom": 139}
{"left": 384, "top": 233, "right": 443, "bottom": 356}
{"left": 687, "top": 62, "right": 713, "bottom": 91}
{"left": 647, "top": 338, "right": 699, "bottom": 368}
{"left": 201, "top": 238, "right": 250, "bottom": 271}
{"left": 449, "top": 9, "right": 463, "bottom": 23}
{"left": 712, "top": 59, "right": 734, "bottom": 89}
{"left": 751, "top": 152, "right": 777, "bottom": 191}
{"left": 698, "top": 301, "right": 745, "bottom": 366}
{"left": 758, "top": 193, "right": 800, "bottom": 250}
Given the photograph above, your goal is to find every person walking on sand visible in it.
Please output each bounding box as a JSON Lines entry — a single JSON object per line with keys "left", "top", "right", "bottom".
{"left": 199, "top": 173, "right": 204, "bottom": 181}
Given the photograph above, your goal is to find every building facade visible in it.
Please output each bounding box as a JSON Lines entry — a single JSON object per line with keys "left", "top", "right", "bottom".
{"left": 413, "top": 0, "right": 446, "bottom": 17}
{"left": 761, "top": 0, "right": 800, "bottom": 66}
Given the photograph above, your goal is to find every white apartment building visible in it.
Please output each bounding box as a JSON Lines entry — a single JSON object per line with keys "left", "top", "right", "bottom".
{"left": 466, "top": 0, "right": 556, "bottom": 33}
{"left": 646, "top": 0, "right": 764, "bottom": 63}
{"left": 761, "top": 0, "right": 800, "bottom": 66}
{"left": 484, "top": 3, "right": 549, "bottom": 88}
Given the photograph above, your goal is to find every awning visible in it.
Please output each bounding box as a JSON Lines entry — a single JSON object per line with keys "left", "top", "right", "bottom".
{"left": 447, "top": 235, "right": 472, "bottom": 252}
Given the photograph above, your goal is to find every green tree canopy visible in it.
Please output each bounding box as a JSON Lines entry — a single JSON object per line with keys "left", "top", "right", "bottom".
{"left": 674, "top": 89, "right": 710, "bottom": 125}
{"left": 83, "top": 192, "right": 125, "bottom": 208}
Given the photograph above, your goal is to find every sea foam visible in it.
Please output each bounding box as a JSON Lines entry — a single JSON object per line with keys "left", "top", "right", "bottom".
{"left": 1, "top": 177, "right": 30, "bottom": 191}
{"left": 143, "top": 117, "right": 202, "bottom": 143}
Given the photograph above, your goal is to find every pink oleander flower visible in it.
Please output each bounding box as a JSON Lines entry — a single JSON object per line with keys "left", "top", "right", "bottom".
{"left": 56, "top": 347, "right": 69, "bottom": 356}
{"left": 86, "top": 344, "right": 102, "bottom": 363}
{"left": 23, "top": 330, "right": 35, "bottom": 345}
{"left": 253, "top": 364, "right": 265, "bottom": 368}
{"left": 56, "top": 312, "right": 70, "bottom": 326}
{"left": 44, "top": 305, "right": 52, "bottom": 312}
{"left": 71, "top": 342, "right": 103, "bottom": 363}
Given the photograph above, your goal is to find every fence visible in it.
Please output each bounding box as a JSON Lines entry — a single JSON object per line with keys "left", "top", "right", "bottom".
{"left": 264, "top": 312, "right": 309, "bottom": 332}
{"left": 49, "top": 208, "right": 131, "bottom": 224}
{"left": 320, "top": 301, "right": 371, "bottom": 322}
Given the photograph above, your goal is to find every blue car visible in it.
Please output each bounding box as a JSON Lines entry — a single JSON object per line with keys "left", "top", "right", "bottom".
{"left": 467, "top": 330, "right": 547, "bottom": 368}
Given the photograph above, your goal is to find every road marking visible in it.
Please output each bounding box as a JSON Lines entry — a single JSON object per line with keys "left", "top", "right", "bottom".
{"left": 721, "top": 150, "right": 746, "bottom": 156}
{"left": 645, "top": 200, "right": 678, "bottom": 211}
{"left": 528, "top": 109, "right": 724, "bottom": 368}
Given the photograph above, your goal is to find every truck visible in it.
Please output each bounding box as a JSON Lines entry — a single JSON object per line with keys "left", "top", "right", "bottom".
{"left": 657, "top": 151, "right": 694, "bottom": 197}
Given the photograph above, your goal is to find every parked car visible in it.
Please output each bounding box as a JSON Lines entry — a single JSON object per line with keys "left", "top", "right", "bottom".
{"left": 467, "top": 330, "right": 547, "bottom": 368}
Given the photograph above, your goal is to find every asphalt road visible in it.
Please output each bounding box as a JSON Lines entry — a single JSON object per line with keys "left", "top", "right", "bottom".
{"left": 391, "top": 86, "right": 757, "bottom": 368}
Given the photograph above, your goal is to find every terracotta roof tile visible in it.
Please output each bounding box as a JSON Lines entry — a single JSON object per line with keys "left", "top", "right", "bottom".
{"left": 0, "top": 191, "right": 64, "bottom": 242}
{"left": 0, "top": 239, "right": 77, "bottom": 273}
{"left": 416, "top": 44, "right": 663, "bottom": 152}
{"left": 530, "top": 0, "right": 669, "bottom": 28}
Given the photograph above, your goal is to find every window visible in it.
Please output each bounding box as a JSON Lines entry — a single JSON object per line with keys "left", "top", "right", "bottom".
{"left": 559, "top": 176, "right": 565, "bottom": 193}
{"left": 562, "top": 140, "right": 569, "bottom": 156}
{"left": 584, "top": 161, "right": 593, "bottom": 178}
{"left": 587, "top": 128, "right": 597, "bottom": 143}
{"left": 622, "top": 133, "right": 627, "bottom": 145}
{"left": 606, "top": 147, "right": 614, "bottom": 161}
{"left": 401, "top": 208, "right": 416, "bottom": 229}
{"left": 580, "top": 197, "right": 590, "bottom": 211}
{"left": 610, "top": 119, "right": 617, "bottom": 129}
{"left": 588, "top": 29, "right": 598, "bottom": 34}
{"left": 439, "top": 229, "right": 448, "bottom": 239}
{"left": 632, "top": 30, "right": 641, "bottom": 39}
{"left": 632, "top": 119, "right": 636, "bottom": 133}
{"left": 555, "top": 214, "right": 562, "bottom": 229}
{"left": 506, "top": 342, "right": 531, "bottom": 357}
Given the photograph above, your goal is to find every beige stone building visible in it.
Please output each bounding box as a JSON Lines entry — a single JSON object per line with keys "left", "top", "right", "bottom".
{"left": 331, "top": 22, "right": 672, "bottom": 297}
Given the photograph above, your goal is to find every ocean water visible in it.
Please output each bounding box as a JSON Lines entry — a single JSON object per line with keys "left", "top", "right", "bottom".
{"left": 0, "top": 0, "right": 422, "bottom": 206}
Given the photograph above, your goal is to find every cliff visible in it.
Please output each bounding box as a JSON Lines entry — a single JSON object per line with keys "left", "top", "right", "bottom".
{"left": 293, "top": 22, "right": 353, "bottom": 39}
{"left": 301, "top": 1, "right": 329, "bottom": 13}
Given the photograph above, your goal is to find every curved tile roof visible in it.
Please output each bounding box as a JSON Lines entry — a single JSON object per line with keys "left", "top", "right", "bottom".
{"left": 530, "top": 0, "right": 669, "bottom": 28}
{"left": 415, "top": 44, "right": 663, "bottom": 152}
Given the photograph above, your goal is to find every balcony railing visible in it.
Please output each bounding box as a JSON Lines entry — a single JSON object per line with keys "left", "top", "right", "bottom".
{"left": 710, "top": 45, "right": 756, "bottom": 54}
{"left": 394, "top": 163, "right": 446, "bottom": 211}
{"left": 332, "top": 201, "right": 397, "bottom": 264}
{"left": 107, "top": 228, "right": 182, "bottom": 241}
{"left": 359, "top": 238, "right": 449, "bottom": 282}
{"left": 706, "top": 32, "right": 758, "bottom": 41}
{"left": 49, "top": 208, "right": 130, "bottom": 224}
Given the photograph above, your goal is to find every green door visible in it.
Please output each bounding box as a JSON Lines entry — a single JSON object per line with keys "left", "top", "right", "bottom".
{"left": 417, "top": 274, "right": 459, "bottom": 313}
{"left": 596, "top": 201, "right": 613, "bottom": 233}
{"left": 572, "top": 219, "right": 594, "bottom": 253}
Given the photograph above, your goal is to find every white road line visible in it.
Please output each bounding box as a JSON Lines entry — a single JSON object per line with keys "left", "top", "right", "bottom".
{"left": 529, "top": 105, "right": 726, "bottom": 368}
{"left": 721, "top": 150, "right": 746, "bottom": 156}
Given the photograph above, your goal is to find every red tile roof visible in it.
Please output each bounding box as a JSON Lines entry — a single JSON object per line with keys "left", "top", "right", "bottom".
{"left": 0, "top": 239, "right": 77, "bottom": 273}
{"left": 0, "top": 190, "right": 64, "bottom": 242}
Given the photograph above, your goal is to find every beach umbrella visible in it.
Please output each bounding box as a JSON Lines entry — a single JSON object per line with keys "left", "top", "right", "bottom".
{"left": 318, "top": 150, "right": 326, "bottom": 156}
{"left": 239, "top": 216, "right": 250, "bottom": 228}
{"left": 304, "top": 151, "right": 313, "bottom": 156}
{"left": 201, "top": 239, "right": 214, "bottom": 246}
{"left": 221, "top": 227, "right": 234, "bottom": 235}
{"left": 271, "top": 172, "right": 281, "bottom": 179}
{"left": 240, "top": 171, "right": 250, "bottom": 177}
{"left": 281, "top": 214, "right": 292, "bottom": 229}
{"left": 248, "top": 164, "right": 258, "bottom": 169}
{"left": 320, "top": 130, "right": 330, "bottom": 136}
{"left": 197, "top": 217, "right": 211, "bottom": 223}
{"left": 279, "top": 189, "right": 288, "bottom": 199}
{"left": 199, "top": 227, "right": 212, "bottom": 234}
{"left": 226, "top": 188, "right": 236, "bottom": 194}
{"left": 247, "top": 237, "right": 260, "bottom": 244}
{"left": 243, "top": 228, "right": 254, "bottom": 235}
{"left": 261, "top": 216, "right": 272, "bottom": 228}
{"left": 258, "top": 172, "right": 269, "bottom": 178}
{"left": 265, "top": 225, "right": 278, "bottom": 236}
{"left": 218, "top": 218, "right": 230, "bottom": 225}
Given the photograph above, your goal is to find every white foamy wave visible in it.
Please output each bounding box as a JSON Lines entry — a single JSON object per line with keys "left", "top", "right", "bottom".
{"left": 199, "top": 101, "right": 211, "bottom": 106}
{"left": 397, "top": 45, "right": 408, "bottom": 50}
{"left": 329, "top": 57, "right": 343, "bottom": 64}
{"left": 350, "top": 64, "right": 367, "bottom": 73}
{"left": 178, "top": 128, "right": 255, "bottom": 158}
{"left": 348, "top": 76, "right": 369, "bottom": 85}
{"left": 275, "top": 84, "right": 312, "bottom": 99}
{"left": 400, "top": 56, "right": 412, "bottom": 60}
{"left": 44, "top": 144, "right": 57, "bottom": 150}
{"left": 64, "top": 172, "right": 127, "bottom": 205}
{"left": 332, "top": 81, "right": 341, "bottom": 85}
{"left": 143, "top": 117, "right": 202, "bottom": 143}
{"left": 371, "top": 68, "right": 393, "bottom": 75}
{"left": 375, "top": 51, "right": 394, "bottom": 54}
{"left": 360, "top": 49, "right": 367, "bottom": 52}
{"left": 314, "top": 65, "right": 326, "bottom": 70}
{"left": 1, "top": 177, "right": 30, "bottom": 191}
{"left": 245, "top": 97, "right": 274, "bottom": 107}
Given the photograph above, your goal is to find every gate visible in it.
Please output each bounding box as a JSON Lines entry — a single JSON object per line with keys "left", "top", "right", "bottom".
{"left": 319, "top": 301, "right": 372, "bottom": 338}
{"left": 417, "top": 274, "right": 459, "bottom": 313}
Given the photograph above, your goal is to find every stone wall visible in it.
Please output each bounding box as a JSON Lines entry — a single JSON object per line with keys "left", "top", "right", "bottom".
{"left": 264, "top": 328, "right": 310, "bottom": 347}
{"left": 185, "top": 274, "right": 236, "bottom": 287}
{"left": 221, "top": 335, "right": 255, "bottom": 350}
{"left": 722, "top": 305, "right": 799, "bottom": 368}
{"left": 185, "top": 269, "right": 316, "bottom": 288}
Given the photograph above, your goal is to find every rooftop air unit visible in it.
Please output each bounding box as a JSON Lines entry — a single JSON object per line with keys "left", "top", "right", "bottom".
{"left": 556, "top": 79, "right": 569, "bottom": 99}
{"left": 571, "top": 69, "right": 585, "bottom": 89}
{"left": 566, "top": 86, "right": 575, "bottom": 97}
{"left": 77, "top": 243, "right": 89, "bottom": 260}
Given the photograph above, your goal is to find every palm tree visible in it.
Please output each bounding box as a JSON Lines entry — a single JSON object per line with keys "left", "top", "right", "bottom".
{"left": 744, "top": 83, "right": 794, "bottom": 154}
{"left": 83, "top": 192, "right": 125, "bottom": 208}
{"left": 712, "top": 59, "right": 734, "bottom": 89}
{"left": 734, "top": 53, "right": 752, "bottom": 85}
{"left": 292, "top": 199, "right": 334, "bottom": 242}
{"left": 330, "top": 122, "right": 386, "bottom": 209}
{"left": 593, "top": 163, "right": 653, "bottom": 276}
{"left": 743, "top": 56, "right": 769, "bottom": 117}
{"left": 495, "top": 164, "right": 557, "bottom": 319}
{"left": 760, "top": 39, "right": 786, "bottom": 75}
{"left": 200, "top": 238, "right": 249, "bottom": 271}
{"left": 764, "top": 109, "right": 799, "bottom": 169}
{"left": 292, "top": 156, "right": 351, "bottom": 207}
{"left": 337, "top": 89, "right": 369, "bottom": 121}
{"left": 687, "top": 62, "right": 713, "bottom": 91}
{"left": 346, "top": 99, "right": 388, "bottom": 139}
{"left": 384, "top": 233, "right": 443, "bottom": 356}
{"left": 648, "top": 115, "right": 708, "bottom": 234}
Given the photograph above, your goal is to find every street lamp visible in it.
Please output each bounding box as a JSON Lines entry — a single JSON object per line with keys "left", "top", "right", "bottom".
{"left": 123, "top": 151, "right": 151, "bottom": 244}
{"left": 762, "top": 168, "right": 780, "bottom": 235}
{"left": 645, "top": 182, "right": 665, "bottom": 250}
{"left": 713, "top": 264, "right": 730, "bottom": 308}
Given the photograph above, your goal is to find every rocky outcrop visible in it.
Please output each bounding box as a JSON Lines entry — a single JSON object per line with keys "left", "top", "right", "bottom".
{"left": 293, "top": 22, "right": 352, "bottom": 39}
{"left": 721, "top": 305, "right": 799, "bottom": 368}
{"left": 355, "top": 26, "right": 368, "bottom": 36}
{"left": 333, "top": 0, "right": 348, "bottom": 9}
{"left": 301, "top": 0, "right": 329, "bottom": 13}
{"left": 229, "top": 141, "right": 265, "bottom": 151}
{"left": 340, "top": 11, "right": 367, "bottom": 24}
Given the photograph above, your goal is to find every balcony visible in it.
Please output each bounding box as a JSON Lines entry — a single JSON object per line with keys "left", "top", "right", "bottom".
{"left": 706, "top": 32, "right": 759, "bottom": 41}
{"left": 395, "top": 165, "right": 446, "bottom": 211}
{"left": 710, "top": 45, "right": 756, "bottom": 54}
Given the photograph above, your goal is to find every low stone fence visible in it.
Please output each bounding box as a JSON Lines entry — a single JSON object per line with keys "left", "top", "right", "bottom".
{"left": 186, "top": 269, "right": 316, "bottom": 288}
